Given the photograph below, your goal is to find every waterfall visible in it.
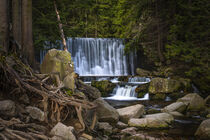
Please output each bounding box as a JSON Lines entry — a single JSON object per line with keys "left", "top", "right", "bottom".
{"left": 106, "top": 85, "right": 149, "bottom": 100}
{"left": 40, "top": 38, "right": 136, "bottom": 76}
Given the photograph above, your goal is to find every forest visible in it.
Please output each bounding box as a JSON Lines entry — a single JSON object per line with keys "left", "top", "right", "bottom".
{"left": 0, "top": 0, "right": 210, "bottom": 140}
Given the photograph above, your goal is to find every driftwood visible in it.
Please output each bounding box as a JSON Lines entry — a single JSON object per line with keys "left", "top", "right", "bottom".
{"left": 0, "top": 53, "right": 97, "bottom": 139}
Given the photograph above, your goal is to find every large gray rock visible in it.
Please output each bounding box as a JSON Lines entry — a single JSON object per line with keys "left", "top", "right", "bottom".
{"left": 76, "top": 79, "right": 101, "bottom": 100}
{"left": 195, "top": 119, "right": 210, "bottom": 139}
{"left": 128, "top": 113, "right": 174, "bottom": 129}
{"left": 94, "top": 98, "right": 119, "bottom": 124}
{"left": 50, "top": 122, "right": 76, "bottom": 140}
{"left": 117, "top": 104, "right": 144, "bottom": 123}
{"left": 177, "top": 93, "right": 205, "bottom": 112}
{"left": 0, "top": 100, "right": 16, "bottom": 117}
{"left": 149, "top": 78, "right": 181, "bottom": 94}
{"left": 26, "top": 106, "right": 45, "bottom": 122}
{"left": 161, "top": 102, "right": 187, "bottom": 113}
{"left": 98, "top": 122, "right": 113, "bottom": 135}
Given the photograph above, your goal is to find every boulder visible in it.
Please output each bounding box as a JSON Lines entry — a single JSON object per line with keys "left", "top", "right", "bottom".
{"left": 136, "top": 68, "right": 151, "bottom": 77}
{"left": 146, "top": 108, "right": 161, "bottom": 114}
{"left": 117, "top": 104, "right": 144, "bottom": 123}
{"left": 135, "top": 83, "right": 149, "bottom": 98}
{"left": 116, "top": 121, "right": 128, "bottom": 129}
{"left": 177, "top": 93, "right": 205, "bottom": 112}
{"left": 0, "top": 100, "right": 16, "bottom": 117}
{"left": 50, "top": 122, "right": 76, "bottom": 140}
{"left": 195, "top": 119, "right": 210, "bottom": 139}
{"left": 26, "top": 106, "right": 45, "bottom": 122}
{"left": 150, "top": 93, "right": 166, "bottom": 100}
{"left": 91, "top": 80, "right": 116, "bottom": 97}
{"left": 161, "top": 102, "right": 187, "bottom": 113}
{"left": 94, "top": 98, "right": 119, "bottom": 124}
{"left": 168, "top": 111, "right": 184, "bottom": 118}
{"left": 40, "top": 49, "right": 75, "bottom": 90}
{"left": 98, "top": 122, "right": 113, "bottom": 135}
{"left": 76, "top": 79, "right": 101, "bottom": 100}
{"left": 149, "top": 78, "right": 181, "bottom": 94}
{"left": 128, "top": 113, "right": 174, "bottom": 129}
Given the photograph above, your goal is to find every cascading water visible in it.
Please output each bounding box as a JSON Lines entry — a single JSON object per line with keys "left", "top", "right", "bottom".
{"left": 106, "top": 85, "right": 149, "bottom": 100}
{"left": 40, "top": 38, "right": 136, "bottom": 76}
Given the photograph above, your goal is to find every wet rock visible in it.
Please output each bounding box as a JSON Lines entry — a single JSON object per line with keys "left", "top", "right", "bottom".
{"left": 0, "top": 100, "right": 16, "bottom": 117}
{"left": 117, "top": 104, "right": 144, "bottom": 123}
{"left": 40, "top": 49, "right": 75, "bottom": 90}
{"left": 195, "top": 119, "right": 210, "bottom": 139}
{"left": 116, "top": 121, "right": 128, "bottom": 129}
{"left": 98, "top": 122, "right": 113, "bottom": 135}
{"left": 91, "top": 80, "right": 116, "bottom": 97}
{"left": 149, "top": 78, "right": 181, "bottom": 94}
{"left": 150, "top": 93, "right": 166, "bottom": 100}
{"left": 135, "top": 83, "right": 149, "bottom": 98}
{"left": 94, "top": 98, "right": 119, "bottom": 124}
{"left": 50, "top": 122, "right": 76, "bottom": 140}
{"left": 76, "top": 80, "right": 101, "bottom": 100}
{"left": 161, "top": 102, "right": 187, "bottom": 113}
{"left": 128, "top": 113, "right": 174, "bottom": 129}
{"left": 177, "top": 93, "right": 205, "bottom": 112}
{"left": 136, "top": 68, "right": 151, "bottom": 77}
{"left": 121, "top": 127, "right": 137, "bottom": 135}
{"left": 26, "top": 106, "right": 45, "bottom": 121}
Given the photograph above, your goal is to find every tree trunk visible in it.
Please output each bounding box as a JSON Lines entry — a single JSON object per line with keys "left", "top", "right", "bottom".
{"left": 22, "top": 0, "right": 35, "bottom": 67}
{"left": 54, "top": 0, "right": 67, "bottom": 51}
{"left": 12, "top": 0, "right": 22, "bottom": 50}
{"left": 0, "top": 0, "right": 9, "bottom": 52}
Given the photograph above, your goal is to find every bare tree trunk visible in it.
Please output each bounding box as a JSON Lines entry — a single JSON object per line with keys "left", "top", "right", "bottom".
{"left": 12, "top": 0, "right": 22, "bottom": 50}
{"left": 54, "top": 0, "right": 67, "bottom": 51}
{"left": 22, "top": 0, "right": 35, "bottom": 67}
{"left": 0, "top": 0, "right": 9, "bottom": 52}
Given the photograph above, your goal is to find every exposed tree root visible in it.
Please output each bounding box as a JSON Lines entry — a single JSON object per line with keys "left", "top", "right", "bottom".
{"left": 0, "top": 53, "right": 97, "bottom": 139}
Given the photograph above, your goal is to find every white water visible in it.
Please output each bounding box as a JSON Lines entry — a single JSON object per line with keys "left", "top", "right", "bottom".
{"left": 106, "top": 85, "right": 149, "bottom": 101}
{"left": 40, "top": 38, "right": 136, "bottom": 76}
{"left": 128, "top": 77, "right": 151, "bottom": 84}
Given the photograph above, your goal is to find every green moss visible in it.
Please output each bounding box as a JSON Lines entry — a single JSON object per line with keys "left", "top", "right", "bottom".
{"left": 91, "top": 80, "right": 116, "bottom": 97}
{"left": 63, "top": 89, "right": 73, "bottom": 96}
{"left": 151, "top": 93, "right": 166, "bottom": 100}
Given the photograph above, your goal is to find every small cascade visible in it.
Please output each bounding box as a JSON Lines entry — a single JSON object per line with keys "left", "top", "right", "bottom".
{"left": 106, "top": 85, "right": 149, "bottom": 100}
{"left": 128, "top": 77, "right": 151, "bottom": 84}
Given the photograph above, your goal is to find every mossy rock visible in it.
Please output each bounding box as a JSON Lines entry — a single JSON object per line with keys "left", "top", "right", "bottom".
{"left": 135, "top": 83, "right": 149, "bottom": 98}
{"left": 136, "top": 68, "right": 151, "bottom": 77}
{"left": 149, "top": 78, "right": 181, "bottom": 94}
{"left": 91, "top": 80, "right": 116, "bottom": 97}
{"left": 40, "top": 49, "right": 75, "bottom": 90}
{"left": 150, "top": 93, "right": 166, "bottom": 100}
